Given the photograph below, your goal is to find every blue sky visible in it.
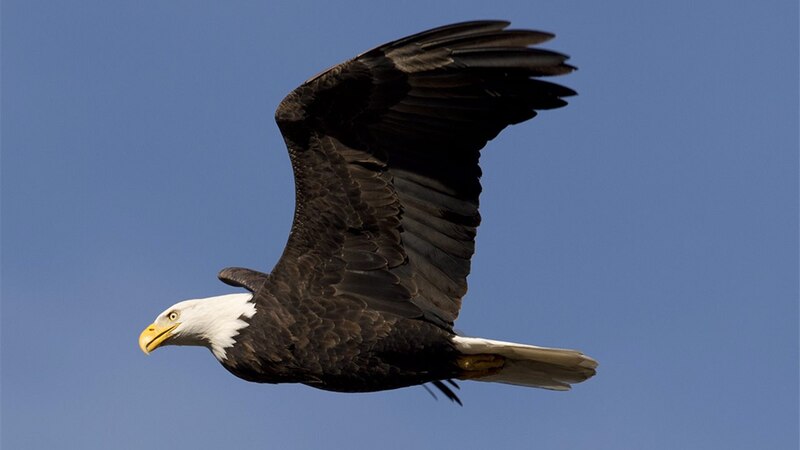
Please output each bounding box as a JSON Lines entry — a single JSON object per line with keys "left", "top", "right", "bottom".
{"left": 2, "top": 1, "right": 797, "bottom": 449}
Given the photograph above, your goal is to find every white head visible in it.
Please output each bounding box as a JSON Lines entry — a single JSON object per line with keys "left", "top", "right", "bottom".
{"left": 138, "top": 293, "right": 257, "bottom": 360}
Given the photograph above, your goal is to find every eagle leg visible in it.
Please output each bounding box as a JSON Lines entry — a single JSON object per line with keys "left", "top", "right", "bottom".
{"left": 456, "top": 354, "right": 506, "bottom": 378}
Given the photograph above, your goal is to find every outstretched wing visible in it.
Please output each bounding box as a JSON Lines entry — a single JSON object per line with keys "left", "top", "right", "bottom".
{"left": 254, "top": 21, "right": 575, "bottom": 329}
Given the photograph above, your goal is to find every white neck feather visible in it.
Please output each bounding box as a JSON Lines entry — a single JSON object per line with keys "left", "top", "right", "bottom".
{"left": 167, "top": 293, "right": 257, "bottom": 361}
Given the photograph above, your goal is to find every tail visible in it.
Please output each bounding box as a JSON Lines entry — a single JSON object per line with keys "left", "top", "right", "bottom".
{"left": 452, "top": 336, "right": 598, "bottom": 391}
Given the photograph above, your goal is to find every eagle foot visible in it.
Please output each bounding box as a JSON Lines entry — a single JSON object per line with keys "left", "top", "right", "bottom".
{"left": 456, "top": 354, "right": 505, "bottom": 379}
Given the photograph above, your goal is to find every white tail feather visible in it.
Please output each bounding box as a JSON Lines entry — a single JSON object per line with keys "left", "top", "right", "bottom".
{"left": 452, "top": 336, "right": 598, "bottom": 390}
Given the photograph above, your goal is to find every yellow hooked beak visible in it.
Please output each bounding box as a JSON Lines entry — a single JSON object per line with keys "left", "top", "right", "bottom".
{"left": 138, "top": 323, "right": 178, "bottom": 354}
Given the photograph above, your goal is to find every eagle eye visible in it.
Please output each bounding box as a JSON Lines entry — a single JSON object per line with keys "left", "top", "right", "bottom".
{"left": 167, "top": 311, "right": 179, "bottom": 321}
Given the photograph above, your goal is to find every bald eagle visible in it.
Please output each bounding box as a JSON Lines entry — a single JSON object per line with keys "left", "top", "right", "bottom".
{"left": 139, "top": 20, "right": 597, "bottom": 404}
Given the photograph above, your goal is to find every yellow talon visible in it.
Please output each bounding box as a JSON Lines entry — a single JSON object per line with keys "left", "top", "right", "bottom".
{"left": 457, "top": 354, "right": 505, "bottom": 378}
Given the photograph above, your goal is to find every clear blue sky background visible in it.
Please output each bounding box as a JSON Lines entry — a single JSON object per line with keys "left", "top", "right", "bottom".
{"left": 2, "top": 1, "right": 797, "bottom": 449}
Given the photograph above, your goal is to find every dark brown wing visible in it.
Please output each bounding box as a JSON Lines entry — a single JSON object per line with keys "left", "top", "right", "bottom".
{"left": 227, "top": 21, "right": 575, "bottom": 329}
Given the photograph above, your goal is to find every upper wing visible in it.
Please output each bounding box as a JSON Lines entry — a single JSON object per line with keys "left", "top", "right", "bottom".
{"left": 235, "top": 21, "right": 575, "bottom": 329}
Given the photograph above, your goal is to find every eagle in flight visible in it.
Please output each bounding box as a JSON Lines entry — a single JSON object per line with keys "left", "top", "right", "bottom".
{"left": 139, "top": 20, "right": 597, "bottom": 404}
